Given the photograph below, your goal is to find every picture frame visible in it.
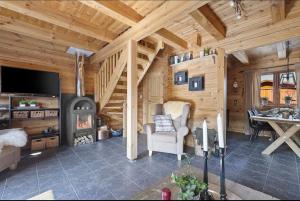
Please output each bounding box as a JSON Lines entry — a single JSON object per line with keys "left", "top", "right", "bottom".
{"left": 174, "top": 71, "right": 188, "bottom": 85}
{"left": 189, "top": 76, "right": 205, "bottom": 91}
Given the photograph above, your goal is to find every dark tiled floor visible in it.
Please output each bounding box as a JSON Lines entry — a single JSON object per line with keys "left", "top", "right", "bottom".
{"left": 0, "top": 133, "right": 299, "bottom": 200}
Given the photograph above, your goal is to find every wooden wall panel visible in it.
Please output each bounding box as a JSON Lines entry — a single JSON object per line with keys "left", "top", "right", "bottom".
{"left": 163, "top": 46, "right": 227, "bottom": 147}
{"left": 0, "top": 47, "right": 95, "bottom": 95}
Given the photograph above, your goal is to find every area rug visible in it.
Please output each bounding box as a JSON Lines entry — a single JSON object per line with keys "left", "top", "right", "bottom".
{"left": 132, "top": 166, "right": 278, "bottom": 200}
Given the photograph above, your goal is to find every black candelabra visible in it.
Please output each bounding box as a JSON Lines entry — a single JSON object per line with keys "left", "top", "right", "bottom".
{"left": 219, "top": 148, "right": 227, "bottom": 200}
{"left": 202, "top": 151, "right": 212, "bottom": 200}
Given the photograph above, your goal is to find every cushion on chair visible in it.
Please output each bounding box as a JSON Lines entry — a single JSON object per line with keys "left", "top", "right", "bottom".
{"left": 152, "top": 132, "right": 177, "bottom": 143}
{"left": 153, "top": 115, "right": 176, "bottom": 132}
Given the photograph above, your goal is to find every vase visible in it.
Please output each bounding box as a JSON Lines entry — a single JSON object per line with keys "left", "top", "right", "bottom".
{"left": 285, "top": 100, "right": 292, "bottom": 106}
{"left": 261, "top": 100, "right": 268, "bottom": 106}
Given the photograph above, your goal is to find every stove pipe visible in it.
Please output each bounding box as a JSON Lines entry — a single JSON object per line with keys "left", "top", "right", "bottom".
{"left": 75, "top": 52, "right": 85, "bottom": 97}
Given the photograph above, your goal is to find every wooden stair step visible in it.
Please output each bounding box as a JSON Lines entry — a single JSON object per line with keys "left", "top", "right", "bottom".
{"left": 117, "top": 80, "right": 127, "bottom": 86}
{"left": 107, "top": 111, "right": 123, "bottom": 115}
{"left": 138, "top": 64, "right": 144, "bottom": 70}
{"left": 110, "top": 96, "right": 125, "bottom": 101}
{"left": 108, "top": 99, "right": 125, "bottom": 104}
{"left": 137, "top": 57, "right": 149, "bottom": 66}
{"left": 137, "top": 44, "right": 155, "bottom": 55}
{"left": 119, "top": 76, "right": 127, "bottom": 81}
{"left": 103, "top": 108, "right": 123, "bottom": 113}
{"left": 109, "top": 116, "right": 123, "bottom": 121}
{"left": 105, "top": 103, "right": 123, "bottom": 107}
{"left": 112, "top": 92, "right": 126, "bottom": 97}
{"left": 113, "top": 88, "right": 127, "bottom": 94}
{"left": 115, "top": 85, "right": 127, "bottom": 90}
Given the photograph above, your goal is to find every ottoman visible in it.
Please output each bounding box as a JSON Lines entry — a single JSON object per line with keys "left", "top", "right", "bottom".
{"left": 0, "top": 146, "right": 21, "bottom": 172}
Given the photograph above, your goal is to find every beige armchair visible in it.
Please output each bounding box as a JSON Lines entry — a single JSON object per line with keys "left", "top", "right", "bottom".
{"left": 145, "top": 101, "right": 190, "bottom": 161}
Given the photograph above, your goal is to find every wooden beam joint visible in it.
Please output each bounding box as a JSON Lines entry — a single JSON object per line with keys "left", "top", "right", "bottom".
{"left": 190, "top": 4, "right": 226, "bottom": 41}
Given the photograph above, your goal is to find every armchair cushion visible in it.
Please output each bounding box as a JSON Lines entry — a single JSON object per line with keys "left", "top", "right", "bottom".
{"left": 152, "top": 132, "right": 177, "bottom": 143}
{"left": 153, "top": 115, "right": 176, "bottom": 132}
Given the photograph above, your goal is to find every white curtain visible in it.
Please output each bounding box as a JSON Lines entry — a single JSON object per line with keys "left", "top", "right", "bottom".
{"left": 244, "top": 71, "right": 261, "bottom": 135}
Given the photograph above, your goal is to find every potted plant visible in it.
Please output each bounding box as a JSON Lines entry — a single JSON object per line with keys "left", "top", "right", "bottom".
{"left": 171, "top": 156, "right": 207, "bottom": 200}
{"left": 28, "top": 100, "right": 38, "bottom": 107}
{"left": 261, "top": 97, "right": 268, "bottom": 106}
{"left": 171, "top": 174, "right": 207, "bottom": 200}
{"left": 284, "top": 96, "right": 293, "bottom": 106}
{"left": 19, "top": 100, "right": 27, "bottom": 108}
{"left": 204, "top": 47, "right": 211, "bottom": 56}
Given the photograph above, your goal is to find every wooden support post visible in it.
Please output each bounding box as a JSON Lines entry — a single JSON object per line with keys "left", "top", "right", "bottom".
{"left": 127, "top": 40, "right": 138, "bottom": 161}
{"left": 217, "top": 48, "right": 227, "bottom": 146}
{"left": 123, "top": 100, "right": 127, "bottom": 138}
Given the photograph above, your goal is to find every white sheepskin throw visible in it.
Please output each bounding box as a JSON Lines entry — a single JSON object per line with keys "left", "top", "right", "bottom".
{"left": 0, "top": 129, "right": 27, "bottom": 153}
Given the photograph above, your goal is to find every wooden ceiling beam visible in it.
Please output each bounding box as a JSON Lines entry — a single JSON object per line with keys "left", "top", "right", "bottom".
{"left": 79, "top": 0, "right": 143, "bottom": 26}
{"left": 232, "top": 51, "right": 249, "bottom": 64}
{"left": 153, "top": 29, "right": 188, "bottom": 50}
{"left": 190, "top": 4, "right": 226, "bottom": 41}
{"left": 0, "top": 15, "right": 99, "bottom": 52}
{"left": 209, "top": 15, "right": 300, "bottom": 54}
{"left": 271, "top": 0, "right": 286, "bottom": 24}
{"left": 0, "top": 1, "right": 117, "bottom": 43}
{"left": 80, "top": 0, "right": 189, "bottom": 50}
{"left": 276, "top": 41, "right": 287, "bottom": 59}
{"left": 90, "top": 1, "right": 208, "bottom": 64}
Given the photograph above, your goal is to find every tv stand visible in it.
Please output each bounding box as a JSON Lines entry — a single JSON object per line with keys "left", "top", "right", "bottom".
{"left": 0, "top": 94, "right": 61, "bottom": 150}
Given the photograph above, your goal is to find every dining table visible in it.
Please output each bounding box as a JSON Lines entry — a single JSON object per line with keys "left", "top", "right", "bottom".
{"left": 251, "top": 115, "right": 300, "bottom": 158}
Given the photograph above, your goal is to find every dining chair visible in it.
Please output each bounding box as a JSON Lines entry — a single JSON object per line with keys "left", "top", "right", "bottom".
{"left": 247, "top": 110, "right": 263, "bottom": 142}
{"left": 248, "top": 110, "right": 277, "bottom": 142}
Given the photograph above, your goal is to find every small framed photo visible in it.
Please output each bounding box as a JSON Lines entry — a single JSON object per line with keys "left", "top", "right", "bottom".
{"left": 174, "top": 71, "right": 188, "bottom": 85}
{"left": 189, "top": 76, "right": 205, "bottom": 91}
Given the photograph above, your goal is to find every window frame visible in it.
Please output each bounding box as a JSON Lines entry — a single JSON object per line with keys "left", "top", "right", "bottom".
{"left": 260, "top": 71, "right": 297, "bottom": 108}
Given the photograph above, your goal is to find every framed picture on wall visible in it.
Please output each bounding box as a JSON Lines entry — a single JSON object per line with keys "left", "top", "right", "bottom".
{"left": 189, "top": 76, "right": 205, "bottom": 91}
{"left": 174, "top": 71, "right": 188, "bottom": 85}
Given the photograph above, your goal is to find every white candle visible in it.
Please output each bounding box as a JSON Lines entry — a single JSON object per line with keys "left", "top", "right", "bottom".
{"left": 217, "top": 113, "right": 225, "bottom": 148}
{"left": 203, "top": 120, "right": 208, "bottom": 152}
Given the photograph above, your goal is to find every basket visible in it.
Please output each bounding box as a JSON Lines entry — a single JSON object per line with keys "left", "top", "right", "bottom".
{"left": 45, "top": 110, "right": 59, "bottom": 118}
{"left": 30, "top": 111, "right": 45, "bottom": 118}
{"left": 12, "top": 111, "right": 29, "bottom": 119}
{"left": 45, "top": 136, "right": 59, "bottom": 148}
{"left": 31, "top": 138, "right": 46, "bottom": 151}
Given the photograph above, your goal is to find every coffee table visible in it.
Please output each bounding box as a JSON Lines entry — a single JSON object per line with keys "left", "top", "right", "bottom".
{"left": 133, "top": 166, "right": 277, "bottom": 200}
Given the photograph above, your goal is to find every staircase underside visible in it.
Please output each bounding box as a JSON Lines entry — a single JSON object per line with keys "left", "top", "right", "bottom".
{"left": 95, "top": 39, "right": 163, "bottom": 130}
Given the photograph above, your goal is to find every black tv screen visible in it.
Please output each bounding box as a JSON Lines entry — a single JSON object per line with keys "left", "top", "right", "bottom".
{"left": 0, "top": 66, "right": 60, "bottom": 96}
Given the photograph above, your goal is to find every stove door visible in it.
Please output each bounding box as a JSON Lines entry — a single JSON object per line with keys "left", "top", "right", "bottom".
{"left": 76, "top": 113, "right": 93, "bottom": 130}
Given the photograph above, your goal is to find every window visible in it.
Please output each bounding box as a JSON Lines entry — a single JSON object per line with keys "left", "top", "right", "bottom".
{"left": 279, "top": 72, "right": 297, "bottom": 105}
{"left": 260, "top": 74, "right": 274, "bottom": 104}
{"left": 260, "top": 71, "right": 297, "bottom": 106}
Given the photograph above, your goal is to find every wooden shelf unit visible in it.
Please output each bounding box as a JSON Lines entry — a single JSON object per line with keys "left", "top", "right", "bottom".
{"left": 170, "top": 54, "right": 217, "bottom": 67}
{"left": 0, "top": 94, "right": 62, "bottom": 149}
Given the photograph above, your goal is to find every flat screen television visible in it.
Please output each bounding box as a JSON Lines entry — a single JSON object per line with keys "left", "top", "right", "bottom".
{"left": 0, "top": 66, "right": 60, "bottom": 96}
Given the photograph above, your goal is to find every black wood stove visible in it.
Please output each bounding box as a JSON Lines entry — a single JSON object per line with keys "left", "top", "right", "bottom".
{"left": 66, "top": 49, "right": 96, "bottom": 146}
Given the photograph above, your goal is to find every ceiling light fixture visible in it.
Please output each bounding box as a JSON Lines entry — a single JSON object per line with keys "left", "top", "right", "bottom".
{"left": 229, "top": 0, "right": 244, "bottom": 20}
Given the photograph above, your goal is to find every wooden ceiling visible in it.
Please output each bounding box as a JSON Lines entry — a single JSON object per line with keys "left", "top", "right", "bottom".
{"left": 0, "top": 0, "right": 300, "bottom": 67}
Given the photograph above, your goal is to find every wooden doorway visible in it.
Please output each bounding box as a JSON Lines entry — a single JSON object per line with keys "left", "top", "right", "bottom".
{"left": 143, "top": 72, "right": 164, "bottom": 125}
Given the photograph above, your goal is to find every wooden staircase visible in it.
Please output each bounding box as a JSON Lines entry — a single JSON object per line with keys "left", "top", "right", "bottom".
{"left": 95, "top": 40, "right": 163, "bottom": 129}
